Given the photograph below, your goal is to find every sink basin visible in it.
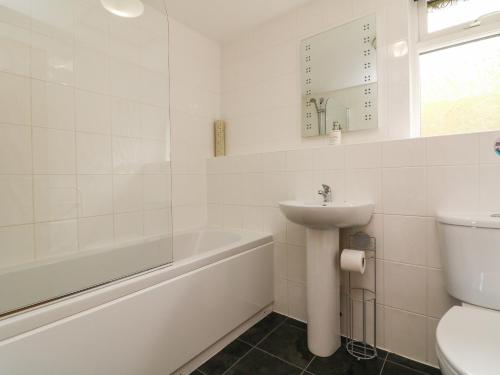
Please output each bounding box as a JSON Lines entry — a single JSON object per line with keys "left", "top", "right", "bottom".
{"left": 279, "top": 200, "right": 374, "bottom": 229}
{"left": 278, "top": 199, "right": 374, "bottom": 357}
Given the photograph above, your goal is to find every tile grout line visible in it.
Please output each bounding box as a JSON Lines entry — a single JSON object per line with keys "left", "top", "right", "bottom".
{"left": 384, "top": 359, "right": 433, "bottom": 375}
{"left": 253, "top": 346, "right": 309, "bottom": 373}
{"left": 300, "top": 355, "right": 316, "bottom": 375}
{"left": 221, "top": 316, "right": 289, "bottom": 375}
{"left": 378, "top": 351, "right": 389, "bottom": 375}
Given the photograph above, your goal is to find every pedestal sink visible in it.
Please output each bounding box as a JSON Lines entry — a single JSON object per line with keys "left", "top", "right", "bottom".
{"left": 278, "top": 200, "right": 374, "bottom": 357}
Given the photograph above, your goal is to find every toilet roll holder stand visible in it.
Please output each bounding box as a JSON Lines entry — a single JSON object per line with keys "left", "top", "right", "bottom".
{"left": 345, "top": 232, "right": 377, "bottom": 360}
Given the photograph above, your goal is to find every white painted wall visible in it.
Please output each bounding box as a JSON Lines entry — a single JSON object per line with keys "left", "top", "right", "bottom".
{"left": 221, "top": 0, "right": 412, "bottom": 155}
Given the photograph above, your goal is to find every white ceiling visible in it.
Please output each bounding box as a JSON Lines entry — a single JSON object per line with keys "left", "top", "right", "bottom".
{"left": 161, "top": 0, "right": 314, "bottom": 42}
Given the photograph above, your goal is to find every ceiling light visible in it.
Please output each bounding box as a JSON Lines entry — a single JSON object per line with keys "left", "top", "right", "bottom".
{"left": 101, "top": 0, "right": 144, "bottom": 18}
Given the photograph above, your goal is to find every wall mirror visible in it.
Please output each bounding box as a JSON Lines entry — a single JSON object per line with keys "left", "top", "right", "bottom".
{"left": 301, "top": 14, "right": 378, "bottom": 137}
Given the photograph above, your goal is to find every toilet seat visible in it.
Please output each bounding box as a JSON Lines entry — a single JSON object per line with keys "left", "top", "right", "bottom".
{"left": 436, "top": 306, "right": 500, "bottom": 375}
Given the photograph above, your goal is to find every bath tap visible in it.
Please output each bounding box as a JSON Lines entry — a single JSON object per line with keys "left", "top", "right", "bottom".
{"left": 318, "top": 184, "right": 332, "bottom": 204}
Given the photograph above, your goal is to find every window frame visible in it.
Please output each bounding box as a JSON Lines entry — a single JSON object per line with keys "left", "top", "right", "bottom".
{"left": 410, "top": 0, "right": 500, "bottom": 137}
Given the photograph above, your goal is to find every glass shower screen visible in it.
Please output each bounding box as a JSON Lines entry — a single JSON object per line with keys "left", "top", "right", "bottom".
{"left": 0, "top": 0, "right": 173, "bottom": 316}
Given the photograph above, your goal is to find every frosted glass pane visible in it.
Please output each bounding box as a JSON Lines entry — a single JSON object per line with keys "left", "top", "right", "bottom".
{"left": 420, "top": 35, "right": 500, "bottom": 137}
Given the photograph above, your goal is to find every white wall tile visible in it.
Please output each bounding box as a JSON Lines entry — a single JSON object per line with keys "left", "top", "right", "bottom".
{"left": 384, "top": 262, "right": 426, "bottom": 315}
{"left": 0, "top": 175, "right": 33, "bottom": 226}
{"left": 172, "top": 174, "right": 206, "bottom": 206}
{"left": 384, "top": 215, "right": 427, "bottom": 266}
{"left": 173, "top": 205, "right": 205, "bottom": 232}
{"left": 273, "top": 242, "right": 287, "bottom": 278}
{"left": 141, "top": 104, "right": 167, "bottom": 140}
{"left": 286, "top": 221, "right": 306, "bottom": 246}
{"left": 383, "top": 167, "right": 426, "bottom": 216}
{"left": 112, "top": 136, "right": 142, "bottom": 173}
{"left": 273, "top": 277, "right": 289, "bottom": 315}
{"left": 427, "top": 166, "right": 479, "bottom": 216}
{"left": 286, "top": 149, "right": 314, "bottom": 171}
{"left": 111, "top": 97, "right": 142, "bottom": 138}
{"left": 427, "top": 268, "right": 456, "bottom": 319}
{"left": 0, "top": 72, "right": 31, "bottom": 125}
{"left": 32, "top": 80, "right": 74, "bottom": 130}
{"left": 74, "top": 46, "right": 110, "bottom": 94}
{"left": 222, "top": 205, "right": 244, "bottom": 229}
{"left": 31, "top": 33, "right": 74, "bottom": 86}
{"left": 0, "top": 16, "right": 30, "bottom": 76}
{"left": 207, "top": 204, "right": 223, "bottom": 227}
{"left": 345, "top": 168, "right": 382, "bottom": 213}
{"left": 0, "top": 0, "right": 31, "bottom": 29}
{"left": 76, "top": 132, "right": 112, "bottom": 174}
{"left": 31, "top": 0, "right": 75, "bottom": 41}
{"left": 113, "top": 174, "right": 143, "bottom": 213}
{"left": 286, "top": 171, "right": 315, "bottom": 202}
{"left": 346, "top": 143, "right": 382, "bottom": 169}
{"left": 261, "top": 207, "right": 286, "bottom": 242}
{"left": 287, "top": 280, "right": 307, "bottom": 322}
{"left": 34, "top": 175, "right": 77, "bottom": 222}
{"left": 286, "top": 244, "right": 306, "bottom": 283}
{"left": 75, "top": 90, "right": 111, "bottom": 134}
{"left": 144, "top": 208, "right": 172, "bottom": 237}
{"left": 479, "top": 165, "right": 500, "bottom": 213}
{"left": 143, "top": 174, "right": 170, "bottom": 210}
{"left": 385, "top": 307, "right": 427, "bottom": 363}
{"left": 35, "top": 220, "right": 78, "bottom": 258}
{"left": 426, "top": 218, "right": 441, "bottom": 268}
{"left": 242, "top": 206, "right": 263, "bottom": 232}
{"left": 427, "top": 318, "right": 439, "bottom": 366}
{"left": 0, "top": 124, "right": 32, "bottom": 174}
{"left": 114, "top": 212, "right": 143, "bottom": 243}
{"left": 78, "top": 215, "right": 114, "bottom": 251}
{"left": 77, "top": 175, "right": 113, "bottom": 217}
{"left": 33, "top": 127, "right": 76, "bottom": 174}
{"left": 426, "top": 133, "right": 479, "bottom": 166}
{"left": 383, "top": 138, "right": 426, "bottom": 167}
{"left": 0, "top": 225, "right": 34, "bottom": 267}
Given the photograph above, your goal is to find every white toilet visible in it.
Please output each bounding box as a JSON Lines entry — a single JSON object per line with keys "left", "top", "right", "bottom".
{"left": 436, "top": 213, "right": 500, "bottom": 375}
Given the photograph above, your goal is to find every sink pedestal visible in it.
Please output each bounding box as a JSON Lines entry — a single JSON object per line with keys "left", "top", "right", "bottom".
{"left": 306, "top": 228, "right": 341, "bottom": 357}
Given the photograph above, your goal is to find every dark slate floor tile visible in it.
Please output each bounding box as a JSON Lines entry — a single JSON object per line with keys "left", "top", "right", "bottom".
{"left": 257, "top": 321, "right": 314, "bottom": 368}
{"left": 308, "top": 345, "right": 384, "bottom": 375}
{"left": 191, "top": 370, "right": 205, "bottom": 375}
{"left": 382, "top": 361, "right": 429, "bottom": 375}
{"left": 225, "top": 348, "right": 302, "bottom": 375}
{"left": 287, "top": 318, "right": 307, "bottom": 331}
{"left": 198, "top": 340, "right": 252, "bottom": 375}
{"left": 386, "top": 353, "right": 441, "bottom": 375}
{"left": 238, "top": 312, "right": 287, "bottom": 345}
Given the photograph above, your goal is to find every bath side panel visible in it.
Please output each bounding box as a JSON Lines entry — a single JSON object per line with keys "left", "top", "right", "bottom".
{"left": 0, "top": 243, "right": 273, "bottom": 375}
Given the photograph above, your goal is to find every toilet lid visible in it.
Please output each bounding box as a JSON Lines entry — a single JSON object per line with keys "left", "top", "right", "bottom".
{"left": 437, "top": 306, "right": 500, "bottom": 375}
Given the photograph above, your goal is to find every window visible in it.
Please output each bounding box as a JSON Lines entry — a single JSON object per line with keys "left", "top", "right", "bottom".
{"left": 425, "top": 0, "right": 500, "bottom": 34}
{"left": 415, "top": 0, "right": 500, "bottom": 136}
{"left": 420, "top": 35, "right": 500, "bottom": 137}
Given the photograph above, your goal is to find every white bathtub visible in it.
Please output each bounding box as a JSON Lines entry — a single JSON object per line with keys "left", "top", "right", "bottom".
{"left": 0, "top": 228, "right": 274, "bottom": 375}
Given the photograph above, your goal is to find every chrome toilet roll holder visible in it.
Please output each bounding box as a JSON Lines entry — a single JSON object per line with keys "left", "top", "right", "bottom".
{"left": 345, "top": 232, "right": 377, "bottom": 360}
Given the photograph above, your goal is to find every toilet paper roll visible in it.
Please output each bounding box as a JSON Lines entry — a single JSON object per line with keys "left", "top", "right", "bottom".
{"left": 340, "top": 249, "right": 366, "bottom": 274}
